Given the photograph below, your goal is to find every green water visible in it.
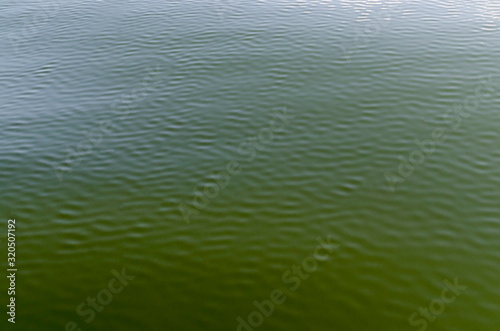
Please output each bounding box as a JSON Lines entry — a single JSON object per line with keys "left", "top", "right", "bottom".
{"left": 2, "top": 0, "right": 500, "bottom": 330}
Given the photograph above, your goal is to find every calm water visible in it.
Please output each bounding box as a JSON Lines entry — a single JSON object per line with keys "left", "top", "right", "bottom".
{"left": 1, "top": 0, "right": 500, "bottom": 330}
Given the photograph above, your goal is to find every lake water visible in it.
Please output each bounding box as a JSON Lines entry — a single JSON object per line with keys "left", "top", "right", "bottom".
{"left": 2, "top": 0, "right": 500, "bottom": 330}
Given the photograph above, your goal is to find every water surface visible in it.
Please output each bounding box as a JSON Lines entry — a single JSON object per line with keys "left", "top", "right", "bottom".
{"left": 1, "top": 0, "right": 500, "bottom": 330}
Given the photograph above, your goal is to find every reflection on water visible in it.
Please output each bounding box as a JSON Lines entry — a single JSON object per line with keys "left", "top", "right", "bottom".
{"left": 1, "top": 0, "right": 500, "bottom": 330}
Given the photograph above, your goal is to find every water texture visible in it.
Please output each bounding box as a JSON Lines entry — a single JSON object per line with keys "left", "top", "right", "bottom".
{"left": 1, "top": 0, "right": 500, "bottom": 330}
